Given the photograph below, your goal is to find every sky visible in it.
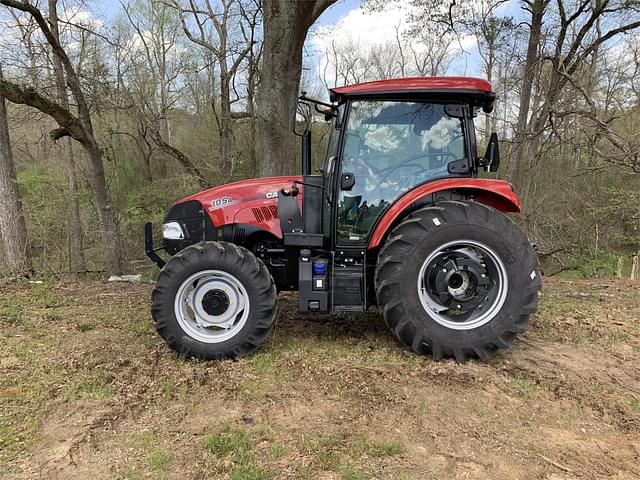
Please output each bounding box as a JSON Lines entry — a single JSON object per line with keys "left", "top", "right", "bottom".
{"left": 98, "top": 0, "right": 489, "bottom": 90}
{"left": 306, "top": 0, "right": 487, "bottom": 90}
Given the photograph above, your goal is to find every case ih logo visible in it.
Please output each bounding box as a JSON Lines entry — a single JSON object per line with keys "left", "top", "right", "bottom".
{"left": 209, "top": 196, "right": 233, "bottom": 211}
{"left": 266, "top": 191, "right": 279, "bottom": 199}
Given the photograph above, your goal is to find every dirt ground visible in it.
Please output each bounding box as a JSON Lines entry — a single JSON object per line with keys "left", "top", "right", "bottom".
{"left": 0, "top": 277, "right": 639, "bottom": 480}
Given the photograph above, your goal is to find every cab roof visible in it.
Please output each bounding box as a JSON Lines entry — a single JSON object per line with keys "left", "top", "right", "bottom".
{"left": 329, "top": 77, "right": 496, "bottom": 111}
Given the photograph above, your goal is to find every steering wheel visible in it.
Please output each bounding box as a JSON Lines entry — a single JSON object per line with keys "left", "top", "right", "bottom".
{"left": 375, "top": 151, "right": 458, "bottom": 187}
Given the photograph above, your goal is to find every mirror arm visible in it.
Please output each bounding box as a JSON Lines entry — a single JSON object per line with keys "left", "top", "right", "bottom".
{"left": 293, "top": 180, "right": 325, "bottom": 190}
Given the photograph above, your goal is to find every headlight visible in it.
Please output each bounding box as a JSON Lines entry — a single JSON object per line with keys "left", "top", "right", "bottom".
{"left": 163, "top": 221, "right": 184, "bottom": 240}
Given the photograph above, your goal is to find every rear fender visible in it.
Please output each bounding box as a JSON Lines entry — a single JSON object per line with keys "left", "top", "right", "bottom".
{"left": 368, "top": 178, "right": 520, "bottom": 249}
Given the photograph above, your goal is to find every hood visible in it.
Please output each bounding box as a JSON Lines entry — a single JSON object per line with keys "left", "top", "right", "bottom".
{"left": 178, "top": 176, "right": 302, "bottom": 209}
{"left": 177, "top": 176, "right": 302, "bottom": 230}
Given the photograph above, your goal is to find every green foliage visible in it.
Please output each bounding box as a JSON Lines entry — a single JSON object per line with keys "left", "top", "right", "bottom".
{"left": 588, "top": 187, "right": 640, "bottom": 251}
{"left": 567, "top": 250, "right": 623, "bottom": 279}
{"left": 230, "top": 466, "right": 272, "bottom": 480}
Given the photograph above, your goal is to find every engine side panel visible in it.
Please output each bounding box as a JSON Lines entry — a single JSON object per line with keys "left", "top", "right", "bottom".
{"left": 177, "top": 175, "right": 303, "bottom": 239}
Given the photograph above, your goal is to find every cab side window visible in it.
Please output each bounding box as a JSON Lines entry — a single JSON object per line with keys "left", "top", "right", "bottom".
{"left": 336, "top": 101, "right": 465, "bottom": 245}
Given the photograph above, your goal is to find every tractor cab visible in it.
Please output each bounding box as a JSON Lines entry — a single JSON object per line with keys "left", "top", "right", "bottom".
{"left": 146, "top": 77, "right": 539, "bottom": 363}
{"left": 278, "top": 77, "right": 503, "bottom": 313}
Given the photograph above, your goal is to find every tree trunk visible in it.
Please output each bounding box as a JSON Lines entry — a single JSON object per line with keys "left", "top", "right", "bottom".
{"left": 507, "top": 0, "right": 546, "bottom": 186}
{"left": 49, "top": 0, "right": 85, "bottom": 275}
{"left": 484, "top": 43, "right": 495, "bottom": 137}
{"left": 258, "top": 0, "right": 336, "bottom": 177}
{"left": 631, "top": 251, "right": 639, "bottom": 281}
{"left": 84, "top": 139, "right": 120, "bottom": 275}
{"left": 0, "top": 64, "right": 31, "bottom": 275}
{"left": 219, "top": 69, "right": 234, "bottom": 181}
{"left": 62, "top": 137, "right": 84, "bottom": 272}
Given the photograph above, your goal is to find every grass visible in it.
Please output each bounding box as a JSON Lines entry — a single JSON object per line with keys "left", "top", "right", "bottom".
{"left": 203, "top": 424, "right": 271, "bottom": 478}
{"left": 149, "top": 450, "right": 172, "bottom": 471}
{"left": 608, "top": 331, "right": 631, "bottom": 344}
{"left": 267, "top": 444, "right": 288, "bottom": 460}
{"left": 75, "top": 320, "right": 94, "bottom": 332}
{"left": 159, "top": 378, "right": 178, "bottom": 399}
{"left": 204, "top": 425, "right": 252, "bottom": 459}
{"left": 124, "top": 430, "right": 158, "bottom": 450}
{"left": 0, "top": 300, "right": 24, "bottom": 325}
{"left": 351, "top": 437, "right": 406, "bottom": 458}
{"left": 301, "top": 432, "right": 404, "bottom": 477}
{"left": 63, "top": 372, "right": 114, "bottom": 402}
{"left": 631, "top": 397, "right": 640, "bottom": 413}
{"left": 514, "top": 378, "right": 534, "bottom": 398}
{"left": 248, "top": 351, "right": 277, "bottom": 375}
{"left": 230, "top": 465, "right": 272, "bottom": 480}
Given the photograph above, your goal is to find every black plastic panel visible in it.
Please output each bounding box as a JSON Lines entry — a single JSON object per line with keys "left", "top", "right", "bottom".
{"left": 302, "top": 175, "right": 323, "bottom": 235}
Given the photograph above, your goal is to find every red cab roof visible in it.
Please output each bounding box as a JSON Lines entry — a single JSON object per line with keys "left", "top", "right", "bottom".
{"left": 330, "top": 76, "right": 493, "bottom": 100}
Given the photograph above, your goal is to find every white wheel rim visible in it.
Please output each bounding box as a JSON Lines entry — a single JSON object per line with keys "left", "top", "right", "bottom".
{"left": 416, "top": 239, "right": 508, "bottom": 330}
{"left": 174, "top": 269, "right": 250, "bottom": 343}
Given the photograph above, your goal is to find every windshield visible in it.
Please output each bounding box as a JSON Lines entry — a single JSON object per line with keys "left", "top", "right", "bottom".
{"left": 336, "top": 100, "right": 467, "bottom": 245}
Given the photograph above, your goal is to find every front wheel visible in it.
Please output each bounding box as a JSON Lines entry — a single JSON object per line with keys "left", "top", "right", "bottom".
{"left": 151, "top": 241, "right": 277, "bottom": 360}
{"left": 375, "top": 201, "right": 541, "bottom": 362}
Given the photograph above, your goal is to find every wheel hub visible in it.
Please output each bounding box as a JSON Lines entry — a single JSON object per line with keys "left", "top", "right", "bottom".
{"left": 174, "top": 270, "right": 250, "bottom": 343}
{"left": 430, "top": 254, "right": 489, "bottom": 311}
{"left": 417, "top": 240, "right": 508, "bottom": 330}
{"left": 202, "top": 289, "right": 230, "bottom": 316}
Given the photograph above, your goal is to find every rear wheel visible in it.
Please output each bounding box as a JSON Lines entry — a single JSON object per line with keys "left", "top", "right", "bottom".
{"left": 152, "top": 241, "right": 277, "bottom": 360}
{"left": 375, "top": 201, "right": 540, "bottom": 362}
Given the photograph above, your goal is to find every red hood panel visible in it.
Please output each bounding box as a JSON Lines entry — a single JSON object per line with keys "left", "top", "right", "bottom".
{"left": 179, "top": 176, "right": 301, "bottom": 207}
{"left": 177, "top": 176, "right": 302, "bottom": 238}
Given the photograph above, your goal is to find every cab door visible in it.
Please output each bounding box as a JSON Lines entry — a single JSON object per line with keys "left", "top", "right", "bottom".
{"left": 335, "top": 100, "right": 468, "bottom": 246}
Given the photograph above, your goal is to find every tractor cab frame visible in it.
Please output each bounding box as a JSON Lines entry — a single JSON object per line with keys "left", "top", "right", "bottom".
{"left": 277, "top": 77, "right": 507, "bottom": 313}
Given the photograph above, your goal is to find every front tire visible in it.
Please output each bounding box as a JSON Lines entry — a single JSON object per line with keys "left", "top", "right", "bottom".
{"left": 375, "top": 201, "right": 540, "bottom": 362}
{"left": 151, "top": 241, "right": 277, "bottom": 360}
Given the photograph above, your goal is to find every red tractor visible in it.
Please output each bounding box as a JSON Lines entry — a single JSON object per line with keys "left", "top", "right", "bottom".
{"left": 145, "top": 77, "right": 541, "bottom": 362}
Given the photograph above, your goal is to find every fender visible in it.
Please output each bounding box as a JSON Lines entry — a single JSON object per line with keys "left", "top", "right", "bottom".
{"left": 368, "top": 178, "right": 521, "bottom": 249}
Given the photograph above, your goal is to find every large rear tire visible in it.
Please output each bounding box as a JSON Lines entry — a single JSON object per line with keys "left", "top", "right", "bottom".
{"left": 375, "top": 201, "right": 540, "bottom": 362}
{"left": 151, "top": 241, "right": 277, "bottom": 360}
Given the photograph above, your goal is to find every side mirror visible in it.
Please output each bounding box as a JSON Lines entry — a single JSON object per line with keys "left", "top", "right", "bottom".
{"left": 293, "top": 101, "right": 311, "bottom": 137}
{"left": 483, "top": 132, "right": 500, "bottom": 172}
{"left": 340, "top": 172, "right": 355, "bottom": 191}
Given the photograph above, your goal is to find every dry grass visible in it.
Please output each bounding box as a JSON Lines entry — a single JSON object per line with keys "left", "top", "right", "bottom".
{"left": 1, "top": 277, "right": 639, "bottom": 479}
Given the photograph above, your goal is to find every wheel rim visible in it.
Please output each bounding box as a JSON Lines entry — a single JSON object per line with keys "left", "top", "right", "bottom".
{"left": 174, "top": 270, "right": 250, "bottom": 343}
{"left": 416, "top": 239, "right": 508, "bottom": 330}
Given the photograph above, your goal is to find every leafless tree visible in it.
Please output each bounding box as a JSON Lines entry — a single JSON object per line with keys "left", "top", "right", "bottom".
{"left": 509, "top": 0, "right": 640, "bottom": 184}
{"left": 121, "top": 0, "right": 209, "bottom": 187}
{"left": 257, "top": 0, "right": 336, "bottom": 177}
{"left": 0, "top": 0, "right": 121, "bottom": 274}
{"left": 169, "top": 0, "right": 258, "bottom": 182}
{"left": 0, "top": 62, "right": 30, "bottom": 275}
{"left": 48, "top": 0, "right": 85, "bottom": 274}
